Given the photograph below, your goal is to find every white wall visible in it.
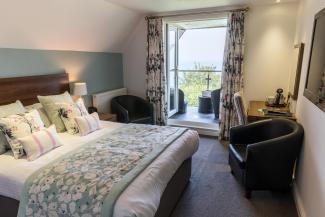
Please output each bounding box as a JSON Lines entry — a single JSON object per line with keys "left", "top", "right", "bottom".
{"left": 122, "top": 18, "right": 147, "bottom": 97}
{"left": 293, "top": 0, "right": 325, "bottom": 216}
{"left": 123, "top": 3, "right": 299, "bottom": 101}
{"left": 0, "top": 0, "right": 142, "bottom": 52}
{"left": 243, "top": 3, "right": 298, "bottom": 102}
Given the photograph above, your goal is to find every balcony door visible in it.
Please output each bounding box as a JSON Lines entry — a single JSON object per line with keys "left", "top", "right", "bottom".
{"left": 166, "top": 25, "right": 179, "bottom": 117}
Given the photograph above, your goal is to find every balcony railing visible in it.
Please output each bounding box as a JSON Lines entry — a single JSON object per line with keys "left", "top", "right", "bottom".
{"left": 178, "top": 70, "right": 221, "bottom": 107}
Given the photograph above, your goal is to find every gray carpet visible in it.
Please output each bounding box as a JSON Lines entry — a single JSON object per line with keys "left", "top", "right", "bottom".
{"left": 170, "top": 136, "right": 298, "bottom": 217}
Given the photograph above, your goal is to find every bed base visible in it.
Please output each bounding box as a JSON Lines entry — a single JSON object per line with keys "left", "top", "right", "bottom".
{"left": 0, "top": 157, "right": 191, "bottom": 217}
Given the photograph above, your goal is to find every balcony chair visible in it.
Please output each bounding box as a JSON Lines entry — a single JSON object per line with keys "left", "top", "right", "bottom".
{"left": 111, "top": 95, "right": 154, "bottom": 125}
{"left": 228, "top": 118, "right": 304, "bottom": 198}
{"left": 178, "top": 89, "right": 188, "bottom": 114}
{"left": 211, "top": 88, "right": 221, "bottom": 119}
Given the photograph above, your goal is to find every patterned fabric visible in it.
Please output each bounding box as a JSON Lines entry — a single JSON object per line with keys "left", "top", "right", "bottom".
{"left": 146, "top": 18, "right": 167, "bottom": 125}
{"left": 0, "top": 109, "right": 45, "bottom": 159}
{"left": 18, "top": 124, "right": 188, "bottom": 217}
{"left": 25, "top": 103, "right": 52, "bottom": 128}
{"left": 219, "top": 11, "right": 246, "bottom": 140}
{"left": 75, "top": 112, "right": 101, "bottom": 136}
{"left": 75, "top": 98, "right": 89, "bottom": 116}
{"left": 57, "top": 102, "right": 82, "bottom": 135}
{"left": 0, "top": 100, "right": 26, "bottom": 118}
{"left": 38, "top": 92, "right": 74, "bottom": 132}
{"left": 0, "top": 133, "right": 9, "bottom": 154}
{"left": 233, "top": 91, "right": 248, "bottom": 125}
{"left": 18, "top": 125, "right": 62, "bottom": 161}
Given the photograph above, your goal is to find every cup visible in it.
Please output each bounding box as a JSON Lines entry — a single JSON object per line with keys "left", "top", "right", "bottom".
{"left": 267, "top": 96, "right": 275, "bottom": 105}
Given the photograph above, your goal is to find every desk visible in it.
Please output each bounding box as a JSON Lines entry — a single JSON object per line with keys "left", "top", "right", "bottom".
{"left": 247, "top": 101, "right": 296, "bottom": 122}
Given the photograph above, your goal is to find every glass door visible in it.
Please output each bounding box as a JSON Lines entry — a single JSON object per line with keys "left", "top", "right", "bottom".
{"left": 167, "top": 25, "right": 179, "bottom": 117}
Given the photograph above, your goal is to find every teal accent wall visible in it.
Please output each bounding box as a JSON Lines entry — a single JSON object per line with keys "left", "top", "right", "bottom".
{"left": 0, "top": 48, "right": 123, "bottom": 98}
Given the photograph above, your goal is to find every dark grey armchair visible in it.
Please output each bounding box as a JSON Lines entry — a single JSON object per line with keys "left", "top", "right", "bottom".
{"left": 111, "top": 95, "right": 154, "bottom": 124}
{"left": 211, "top": 88, "right": 221, "bottom": 119}
{"left": 178, "top": 89, "right": 188, "bottom": 114}
{"left": 228, "top": 119, "right": 304, "bottom": 198}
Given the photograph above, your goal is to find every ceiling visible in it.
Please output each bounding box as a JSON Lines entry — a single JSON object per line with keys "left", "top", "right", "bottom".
{"left": 0, "top": 0, "right": 299, "bottom": 53}
{"left": 105, "top": 0, "right": 298, "bottom": 13}
{"left": 0, "top": 0, "right": 141, "bottom": 52}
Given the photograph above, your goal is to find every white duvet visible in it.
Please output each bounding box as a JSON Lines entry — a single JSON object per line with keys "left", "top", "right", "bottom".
{"left": 0, "top": 121, "right": 199, "bottom": 217}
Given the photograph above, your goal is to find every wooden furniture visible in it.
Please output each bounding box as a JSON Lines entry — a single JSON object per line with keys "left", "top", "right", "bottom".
{"left": 247, "top": 101, "right": 296, "bottom": 122}
{"left": 0, "top": 73, "right": 192, "bottom": 217}
{"left": 98, "top": 113, "right": 117, "bottom": 122}
{"left": 0, "top": 72, "right": 69, "bottom": 106}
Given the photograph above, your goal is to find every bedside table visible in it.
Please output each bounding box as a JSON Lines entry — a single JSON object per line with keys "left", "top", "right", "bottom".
{"left": 98, "top": 113, "right": 117, "bottom": 122}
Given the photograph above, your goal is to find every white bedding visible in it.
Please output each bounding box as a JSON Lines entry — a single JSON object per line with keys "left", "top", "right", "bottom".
{"left": 0, "top": 121, "right": 199, "bottom": 217}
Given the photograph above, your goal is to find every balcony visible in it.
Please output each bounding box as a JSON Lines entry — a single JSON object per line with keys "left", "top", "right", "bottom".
{"left": 169, "top": 70, "right": 221, "bottom": 125}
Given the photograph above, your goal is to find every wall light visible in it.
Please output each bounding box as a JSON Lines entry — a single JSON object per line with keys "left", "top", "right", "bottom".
{"left": 276, "top": 0, "right": 281, "bottom": 3}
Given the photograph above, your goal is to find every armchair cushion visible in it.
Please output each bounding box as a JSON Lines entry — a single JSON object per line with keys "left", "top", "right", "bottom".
{"left": 229, "top": 144, "right": 246, "bottom": 169}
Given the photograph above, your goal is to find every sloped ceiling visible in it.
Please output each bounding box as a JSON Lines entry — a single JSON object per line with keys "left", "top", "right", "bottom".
{"left": 105, "top": 0, "right": 298, "bottom": 13}
{"left": 0, "top": 0, "right": 298, "bottom": 52}
{"left": 0, "top": 0, "right": 142, "bottom": 52}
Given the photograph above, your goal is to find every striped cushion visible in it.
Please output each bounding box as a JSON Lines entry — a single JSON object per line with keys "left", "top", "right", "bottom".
{"left": 75, "top": 112, "right": 101, "bottom": 136}
{"left": 233, "top": 92, "right": 248, "bottom": 125}
{"left": 18, "top": 125, "right": 62, "bottom": 161}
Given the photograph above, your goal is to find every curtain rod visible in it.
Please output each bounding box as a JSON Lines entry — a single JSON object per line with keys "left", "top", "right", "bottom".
{"left": 145, "top": 7, "right": 249, "bottom": 20}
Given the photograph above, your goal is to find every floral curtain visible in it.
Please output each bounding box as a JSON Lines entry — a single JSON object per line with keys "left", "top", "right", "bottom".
{"left": 146, "top": 18, "right": 168, "bottom": 125}
{"left": 219, "top": 11, "right": 246, "bottom": 140}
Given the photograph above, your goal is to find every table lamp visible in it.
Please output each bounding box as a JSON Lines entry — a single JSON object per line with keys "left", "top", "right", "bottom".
{"left": 73, "top": 82, "right": 87, "bottom": 99}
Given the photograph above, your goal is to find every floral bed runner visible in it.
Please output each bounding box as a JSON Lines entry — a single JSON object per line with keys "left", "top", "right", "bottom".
{"left": 18, "top": 124, "right": 188, "bottom": 217}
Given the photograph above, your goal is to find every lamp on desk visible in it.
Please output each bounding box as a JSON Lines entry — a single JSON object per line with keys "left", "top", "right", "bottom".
{"left": 72, "top": 82, "right": 88, "bottom": 100}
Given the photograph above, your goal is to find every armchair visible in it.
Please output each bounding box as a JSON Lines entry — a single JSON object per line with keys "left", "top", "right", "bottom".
{"left": 178, "top": 89, "right": 188, "bottom": 114}
{"left": 111, "top": 95, "right": 154, "bottom": 124}
{"left": 228, "top": 119, "right": 304, "bottom": 198}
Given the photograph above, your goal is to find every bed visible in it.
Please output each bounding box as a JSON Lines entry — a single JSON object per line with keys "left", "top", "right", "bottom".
{"left": 0, "top": 73, "right": 199, "bottom": 217}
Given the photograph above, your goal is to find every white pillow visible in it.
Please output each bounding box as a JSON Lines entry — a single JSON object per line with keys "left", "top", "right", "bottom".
{"left": 18, "top": 125, "right": 62, "bottom": 161}
{"left": 0, "top": 100, "right": 26, "bottom": 118}
{"left": 0, "top": 109, "right": 45, "bottom": 159}
{"left": 75, "top": 98, "right": 89, "bottom": 116}
{"left": 75, "top": 112, "right": 101, "bottom": 136}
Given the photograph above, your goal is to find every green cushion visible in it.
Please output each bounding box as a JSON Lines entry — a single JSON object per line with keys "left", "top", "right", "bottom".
{"left": 0, "top": 100, "right": 26, "bottom": 118}
{"left": 38, "top": 92, "right": 74, "bottom": 132}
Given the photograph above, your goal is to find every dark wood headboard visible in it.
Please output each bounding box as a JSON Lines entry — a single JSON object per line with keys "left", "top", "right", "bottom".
{"left": 0, "top": 73, "right": 69, "bottom": 106}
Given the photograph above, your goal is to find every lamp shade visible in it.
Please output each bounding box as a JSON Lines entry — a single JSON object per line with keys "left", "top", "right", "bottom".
{"left": 73, "top": 82, "right": 87, "bottom": 96}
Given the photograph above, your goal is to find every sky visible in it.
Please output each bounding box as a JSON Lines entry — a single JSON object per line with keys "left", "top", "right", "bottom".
{"left": 178, "top": 27, "right": 227, "bottom": 71}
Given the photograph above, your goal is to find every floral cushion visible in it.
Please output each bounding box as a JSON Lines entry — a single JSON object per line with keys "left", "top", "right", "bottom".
{"left": 75, "top": 112, "right": 101, "bottom": 136}
{"left": 0, "top": 109, "right": 45, "bottom": 159}
{"left": 57, "top": 102, "right": 82, "bottom": 135}
{"left": 25, "top": 103, "right": 52, "bottom": 128}
{"left": 0, "top": 133, "right": 8, "bottom": 155}
{"left": 18, "top": 125, "right": 62, "bottom": 161}
{"left": 38, "top": 92, "right": 74, "bottom": 133}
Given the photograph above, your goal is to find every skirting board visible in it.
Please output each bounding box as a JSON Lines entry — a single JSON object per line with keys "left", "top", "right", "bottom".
{"left": 167, "top": 119, "right": 219, "bottom": 137}
{"left": 293, "top": 182, "right": 307, "bottom": 217}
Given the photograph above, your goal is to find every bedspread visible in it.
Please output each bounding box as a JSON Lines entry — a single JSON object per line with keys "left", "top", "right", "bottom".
{"left": 18, "top": 124, "right": 188, "bottom": 217}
